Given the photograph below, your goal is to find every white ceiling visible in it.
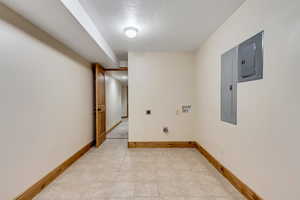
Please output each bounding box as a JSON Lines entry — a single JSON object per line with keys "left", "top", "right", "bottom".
{"left": 79, "top": 0, "right": 246, "bottom": 60}
{"left": 1, "top": 0, "right": 246, "bottom": 65}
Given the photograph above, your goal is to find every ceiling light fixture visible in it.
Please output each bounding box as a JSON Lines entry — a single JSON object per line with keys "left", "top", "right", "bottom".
{"left": 124, "top": 27, "right": 138, "bottom": 38}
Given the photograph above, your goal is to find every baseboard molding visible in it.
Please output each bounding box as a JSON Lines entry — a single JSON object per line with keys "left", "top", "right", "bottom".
{"left": 15, "top": 139, "right": 261, "bottom": 200}
{"left": 194, "top": 142, "right": 262, "bottom": 200}
{"left": 106, "top": 120, "right": 122, "bottom": 136}
{"left": 15, "top": 141, "right": 94, "bottom": 200}
{"left": 128, "top": 141, "right": 196, "bottom": 148}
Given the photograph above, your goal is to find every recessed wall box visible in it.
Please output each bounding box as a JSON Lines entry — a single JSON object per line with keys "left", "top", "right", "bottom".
{"left": 220, "top": 31, "right": 264, "bottom": 125}
{"left": 182, "top": 105, "right": 192, "bottom": 113}
{"left": 238, "top": 31, "right": 264, "bottom": 82}
{"left": 221, "top": 47, "right": 238, "bottom": 125}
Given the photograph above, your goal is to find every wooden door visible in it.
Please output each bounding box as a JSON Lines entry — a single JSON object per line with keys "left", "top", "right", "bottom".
{"left": 94, "top": 64, "right": 106, "bottom": 147}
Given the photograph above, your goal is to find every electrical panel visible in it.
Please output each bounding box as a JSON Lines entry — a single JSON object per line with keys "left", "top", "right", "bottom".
{"left": 238, "top": 31, "right": 263, "bottom": 82}
{"left": 221, "top": 47, "right": 238, "bottom": 125}
{"left": 221, "top": 31, "right": 264, "bottom": 125}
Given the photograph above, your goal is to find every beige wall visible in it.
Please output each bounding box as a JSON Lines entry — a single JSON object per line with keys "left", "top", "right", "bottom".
{"left": 0, "top": 5, "right": 94, "bottom": 200}
{"left": 105, "top": 72, "right": 122, "bottom": 130}
{"left": 194, "top": 0, "right": 300, "bottom": 199}
{"left": 128, "top": 52, "right": 196, "bottom": 142}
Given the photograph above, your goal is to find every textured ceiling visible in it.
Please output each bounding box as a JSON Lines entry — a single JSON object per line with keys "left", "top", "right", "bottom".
{"left": 79, "top": 0, "right": 246, "bottom": 60}
{"left": 1, "top": 0, "right": 246, "bottom": 64}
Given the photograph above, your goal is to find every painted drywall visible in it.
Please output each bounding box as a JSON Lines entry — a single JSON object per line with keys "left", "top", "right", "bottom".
{"left": 60, "top": 0, "right": 118, "bottom": 65}
{"left": 121, "top": 85, "right": 128, "bottom": 117}
{"left": 105, "top": 72, "right": 122, "bottom": 131}
{"left": 0, "top": 5, "right": 93, "bottom": 200}
{"left": 194, "top": 0, "right": 300, "bottom": 199}
{"left": 128, "top": 52, "right": 196, "bottom": 141}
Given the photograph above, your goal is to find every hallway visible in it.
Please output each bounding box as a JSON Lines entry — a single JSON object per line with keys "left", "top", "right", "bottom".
{"left": 107, "top": 120, "right": 128, "bottom": 139}
{"left": 34, "top": 138, "right": 245, "bottom": 200}
{"left": 3, "top": 0, "right": 299, "bottom": 199}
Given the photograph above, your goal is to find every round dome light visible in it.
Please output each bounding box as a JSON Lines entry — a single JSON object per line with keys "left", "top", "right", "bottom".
{"left": 124, "top": 27, "right": 138, "bottom": 38}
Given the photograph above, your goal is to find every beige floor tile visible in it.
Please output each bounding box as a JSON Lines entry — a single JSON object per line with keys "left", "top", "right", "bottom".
{"left": 110, "top": 182, "right": 135, "bottom": 197}
{"left": 34, "top": 121, "right": 244, "bottom": 200}
{"left": 134, "top": 182, "right": 159, "bottom": 197}
{"left": 157, "top": 181, "right": 187, "bottom": 196}
{"left": 117, "top": 169, "right": 157, "bottom": 182}
{"left": 201, "top": 183, "right": 233, "bottom": 197}
{"left": 135, "top": 170, "right": 158, "bottom": 182}
{"left": 181, "top": 181, "right": 208, "bottom": 197}
{"left": 155, "top": 169, "right": 182, "bottom": 182}
{"left": 198, "top": 172, "right": 222, "bottom": 185}
{"left": 173, "top": 170, "right": 208, "bottom": 182}
{"left": 121, "top": 160, "right": 155, "bottom": 171}
{"left": 213, "top": 197, "right": 241, "bottom": 200}
{"left": 134, "top": 197, "right": 160, "bottom": 200}
{"left": 189, "top": 161, "right": 210, "bottom": 172}
{"left": 35, "top": 181, "right": 84, "bottom": 200}
{"left": 81, "top": 182, "right": 114, "bottom": 198}
{"left": 184, "top": 197, "right": 214, "bottom": 200}
{"left": 116, "top": 170, "right": 137, "bottom": 182}
{"left": 160, "top": 197, "right": 185, "bottom": 200}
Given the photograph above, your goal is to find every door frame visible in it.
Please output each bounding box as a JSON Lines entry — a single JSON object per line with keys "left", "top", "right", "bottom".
{"left": 93, "top": 63, "right": 106, "bottom": 147}
{"left": 93, "top": 65, "right": 129, "bottom": 147}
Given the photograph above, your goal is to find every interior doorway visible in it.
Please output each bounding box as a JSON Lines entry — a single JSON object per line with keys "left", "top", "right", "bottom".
{"left": 105, "top": 70, "right": 128, "bottom": 140}
{"left": 94, "top": 65, "right": 128, "bottom": 147}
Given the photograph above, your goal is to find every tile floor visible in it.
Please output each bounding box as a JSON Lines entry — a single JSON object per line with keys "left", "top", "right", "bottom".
{"left": 106, "top": 120, "right": 128, "bottom": 139}
{"left": 34, "top": 138, "right": 246, "bottom": 200}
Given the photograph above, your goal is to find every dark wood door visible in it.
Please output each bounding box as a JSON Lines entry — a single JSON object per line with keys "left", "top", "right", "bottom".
{"left": 94, "top": 64, "right": 106, "bottom": 147}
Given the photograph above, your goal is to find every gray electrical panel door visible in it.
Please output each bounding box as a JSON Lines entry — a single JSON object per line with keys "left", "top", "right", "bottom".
{"left": 238, "top": 31, "right": 263, "bottom": 82}
{"left": 221, "top": 47, "right": 237, "bottom": 125}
